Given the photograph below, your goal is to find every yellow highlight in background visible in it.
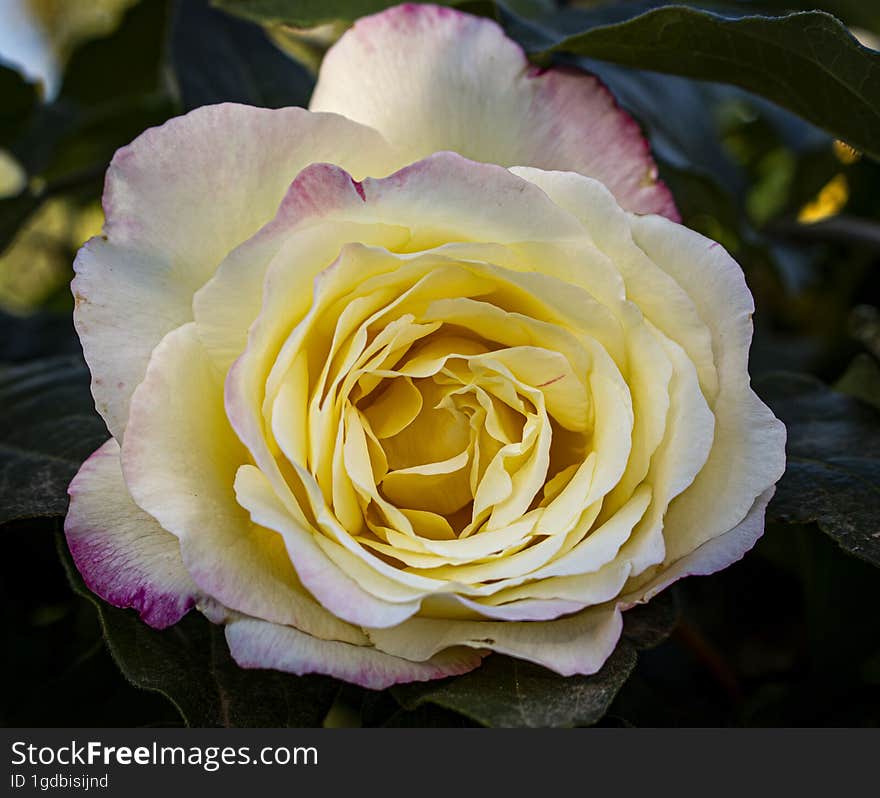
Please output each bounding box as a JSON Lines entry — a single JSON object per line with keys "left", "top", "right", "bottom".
{"left": 833, "top": 140, "right": 861, "bottom": 166}
{"left": 797, "top": 174, "right": 850, "bottom": 225}
{"left": 0, "top": 198, "right": 103, "bottom": 314}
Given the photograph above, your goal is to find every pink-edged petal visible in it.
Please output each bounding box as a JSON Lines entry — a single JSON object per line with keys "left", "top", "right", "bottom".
{"left": 74, "top": 103, "right": 397, "bottom": 439}
{"left": 193, "top": 167, "right": 412, "bottom": 373}
{"left": 225, "top": 616, "right": 485, "bottom": 690}
{"left": 64, "top": 438, "right": 199, "bottom": 628}
{"left": 195, "top": 151, "right": 588, "bottom": 379}
{"left": 311, "top": 3, "right": 676, "bottom": 218}
{"left": 121, "top": 322, "right": 366, "bottom": 646}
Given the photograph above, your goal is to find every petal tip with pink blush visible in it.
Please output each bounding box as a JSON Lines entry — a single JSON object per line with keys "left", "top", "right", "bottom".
{"left": 312, "top": 2, "right": 678, "bottom": 220}
{"left": 524, "top": 63, "right": 680, "bottom": 221}
{"left": 273, "top": 161, "right": 369, "bottom": 223}
{"left": 65, "top": 439, "right": 200, "bottom": 629}
{"left": 66, "top": 529, "right": 197, "bottom": 629}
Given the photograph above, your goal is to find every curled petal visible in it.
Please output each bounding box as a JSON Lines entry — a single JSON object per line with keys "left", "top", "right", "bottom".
{"left": 367, "top": 601, "right": 624, "bottom": 677}
{"left": 122, "top": 323, "right": 365, "bottom": 645}
{"left": 311, "top": 3, "right": 677, "bottom": 218}
{"left": 65, "top": 439, "right": 199, "bottom": 628}
{"left": 225, "top": 616, "right": 485, "bottom": 690}
{"left": 628, "top": 217, "right": 786, "bottom": 562}
{"left": 625, "top": 487, "right": 775, "bottom": 604}
{"left": 512, "top": 167, "right": 785, "bottom": 567}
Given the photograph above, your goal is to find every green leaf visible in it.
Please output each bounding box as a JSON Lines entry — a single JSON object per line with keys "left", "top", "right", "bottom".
{"left": 211, "top": 0, "right": 424, "bottom": 26}
{"left": 0, "top": 65, "right": 38, "bottom": 148}
{"left": 171, "top": 0, "right": 315, "bottom": 111}
{"left": 381, "top": 703, "right": 481, "bottom": 727}
{"left": 58, "top": 532, "right": 340, "bottom": 727}
{"left": 759, "top": 372, "right": 880, "bottom": 568}
{"left": 834, "top": 354, "right": 880, "bottom": 412}
{"left": 0, "top": 192, "right": 40, "bottom": 256}
{"left": 0, "top": 310, "right": 81, "bottom": 362}
{"left": 543, "top": 8, "right": 880, "bottom": 162}
{"left": 392, "top": 644, "right": 637, "bottom": 728}
{"left": 58, "top": 0, "right": 170, "bottom": 105}
{"left": 391, "top": 591, "right": 679, "bottom": 728}
{"left": 0, "top": 357, "right": 108, "bottom": 525}
{"left": 211, "top": 0, "right": 528, "bottom": 26}
{"left": 13, "top": 0, "right": 177, "bottom": 182}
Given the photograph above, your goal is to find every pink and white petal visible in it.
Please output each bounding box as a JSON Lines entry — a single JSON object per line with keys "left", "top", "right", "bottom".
{"left": 225, "top": 617, "right": 485, "bottom": 690}
{"left": 311, "top": 3, "right": 676, "bottom": 218}
{"left": 121, "top": 322, "right": 364, "bottom": 645}
{"left": 366, "top": 603, "right": 624, "bottom": 677}
{"left": 623, "top": 487, "right": 774, "bottom": 605}
{"left": 340, "top": 152, "right": 587, "bottom": 247}
{"left": 195, "top": 152, "right": 583, "bottom": 378}
{"left": 65, "top": 438, "right": 199, "bottom": 629}
{"left": 74, "top": 103, "right": 397, "bottom": 439}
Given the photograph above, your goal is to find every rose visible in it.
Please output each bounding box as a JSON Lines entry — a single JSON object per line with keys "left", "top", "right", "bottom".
{"left": 65, "top": 3, "right": 785, "bottom": 689}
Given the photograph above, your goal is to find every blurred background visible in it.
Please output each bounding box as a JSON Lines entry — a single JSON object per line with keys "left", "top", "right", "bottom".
{"left": 1, "top": 0, "right": 878, "bottom": 726}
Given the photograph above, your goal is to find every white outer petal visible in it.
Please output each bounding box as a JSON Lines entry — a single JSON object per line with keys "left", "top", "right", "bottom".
{"left": 74, "top": 104, "right": 397, "bottom": 439}
{"left": 311, "top": 3, "right": 677, "bottom": 218}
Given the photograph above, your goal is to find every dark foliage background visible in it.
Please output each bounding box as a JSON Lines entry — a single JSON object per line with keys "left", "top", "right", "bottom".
{"left": 1, "top": 0, "right": 878, "bottom": 727}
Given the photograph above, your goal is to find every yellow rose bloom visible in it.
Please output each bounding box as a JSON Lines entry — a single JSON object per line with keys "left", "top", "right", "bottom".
{"left": 65, "top": 4, "right": 785, "bottom": 688}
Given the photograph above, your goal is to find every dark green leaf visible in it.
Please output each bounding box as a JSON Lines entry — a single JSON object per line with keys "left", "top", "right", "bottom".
{"left": 759, "top": 372, "right": 880, "bottom": 567}
{"left": 0, "top": 192, "right": 40, "bottom": 256}
{"left": 212, "top": 0, "right": 450, "bottom": 26}
{"left": 584, "top": 65, "right": 746, "bottom": 188}
{"left": 171, "top": 0, "right": 314, "bottom": 110}
{"left": 39, "top": 100, "right": 175, "bottom": 190}
{"left": 543, "top": 8, "right": 880, "bottom": 161}
{"left": 0, "top": 357, "right": 108, "bottom": 524}
{"left": 382, "top": 703, "right": 480, "bottom": 727}
{"left": 58, "top": 0, "right": 170, "bottom": 105}
{"left": 211, "top": 0, "right": 538, "bottom": 26}
{"left": 393, "top": 645, "right": 637, "bottom": 728}
{"left": 13, "top": 0, "right": 177, "bottom": 182}
{"left": 58, "top": 532, "right": 340, "bottom": 727}
{"left": 835, "top": 354, "right": 880, "bottom": 411}
{"left": 1, "top": 517, "right": 181, "bottom": 727}
{"left": 621, "top": 588, "right": 680, "bottom": 649}
{"left": 0, "top": 310, "right": 81, "bottom": 362}
{"left": 741, "top": 0, "right": 880, "bottom": 36}
{"left": 0, "top": 65, "right": 38, "bottom": 148}
{"left": 391, "top": 592, "right": 679, "bottom": 727}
